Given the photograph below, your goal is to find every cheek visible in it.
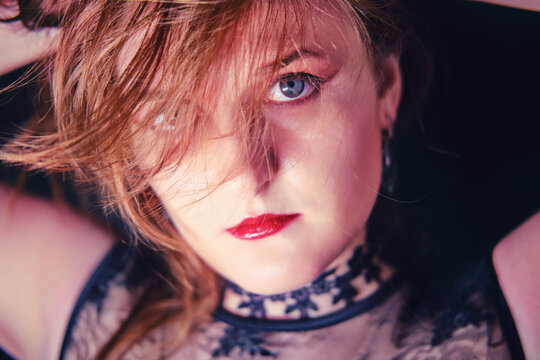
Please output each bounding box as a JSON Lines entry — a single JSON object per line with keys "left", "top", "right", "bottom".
{"left": 317, "top": 121, "right": 382, "bottom": 224}
{"left": 151, "top": 168, "right": 221, "bottom": 222}
{"left": 146, "top": 133, "right": 243, "bottom": 202}
{"left": 148, "top": 151, "right": 243, "bottom": 238}
{"left": 294, "top": 86, "right": 382, "bottom": 190}
{"left": 297, "top": 87, "right": 382, "bottom": 228}
{"left": 150, "top": 175, "right": 224, "bottom": 254}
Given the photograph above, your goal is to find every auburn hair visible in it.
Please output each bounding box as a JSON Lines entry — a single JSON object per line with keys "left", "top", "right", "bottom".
{"left": 1, "top": 0, "right": 418, "bottom": 357}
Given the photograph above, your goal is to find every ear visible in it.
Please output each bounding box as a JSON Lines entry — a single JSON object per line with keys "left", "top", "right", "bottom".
{"left": 377, "top": 54, "right": 402, "bottom": 132}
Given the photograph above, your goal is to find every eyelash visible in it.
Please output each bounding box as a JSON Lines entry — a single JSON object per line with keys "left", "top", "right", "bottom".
{"left": 266, "top": 73, "right": 325, "bottom": 106}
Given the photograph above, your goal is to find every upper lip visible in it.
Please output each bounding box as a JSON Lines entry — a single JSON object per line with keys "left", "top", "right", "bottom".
{"left": 226, "top": 213, "right": 301, "bottom": 240}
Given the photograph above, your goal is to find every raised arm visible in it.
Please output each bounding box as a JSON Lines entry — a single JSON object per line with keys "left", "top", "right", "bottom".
{"left": 0, "top": 185, "right": 113, "bottom": 360}
{"left": 493, "top": 211, "right": 540, "bottom": 359}
{"left": 470, "top": 0, "right": 540, "bottom": 12}
{"left": 0, "top": 4, "right": 58, "bottom": 76}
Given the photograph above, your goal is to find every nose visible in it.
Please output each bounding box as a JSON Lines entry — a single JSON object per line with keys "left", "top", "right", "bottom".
{"left": 245, "top": 121, "right": 280, "bottom": 195}
{"left": 252, "top": 142, "right": 279, "bottom": 195}
{"left": 213, "top": 94, "right": 281, "bottom": 197}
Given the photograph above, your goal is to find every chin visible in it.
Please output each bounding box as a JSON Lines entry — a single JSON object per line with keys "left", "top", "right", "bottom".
{"left": 229, "top": 258, "right": 326, "bottom": 295}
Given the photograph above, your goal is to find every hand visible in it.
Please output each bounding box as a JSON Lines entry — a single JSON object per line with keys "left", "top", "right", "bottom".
{"left": 0, "top": 20, "right": 58, "bottom": 76}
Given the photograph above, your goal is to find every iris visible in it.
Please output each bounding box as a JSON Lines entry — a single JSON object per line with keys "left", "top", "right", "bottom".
{"left": 279, "top": 78, "right": 305, "bottom": 98}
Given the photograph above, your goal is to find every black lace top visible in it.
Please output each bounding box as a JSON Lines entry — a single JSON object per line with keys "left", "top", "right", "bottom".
{"left": 0, "top": 241, "right": 517, "bottom": 360}
{"left": 29, "top": 242, "right": 511, "bottom": 360}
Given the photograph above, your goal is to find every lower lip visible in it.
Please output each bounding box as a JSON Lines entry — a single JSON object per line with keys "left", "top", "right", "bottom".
{"left": 226, "top": 213, "right": 301, "bottom": 240}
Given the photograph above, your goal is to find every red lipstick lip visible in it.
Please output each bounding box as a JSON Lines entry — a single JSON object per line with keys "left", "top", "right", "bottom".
{"left": 226, "top": 213, "right": 301, "bottom": 240}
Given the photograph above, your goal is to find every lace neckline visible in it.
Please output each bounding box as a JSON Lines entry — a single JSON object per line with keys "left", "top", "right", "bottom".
{"left": 213, "top": 275, "right": 402, "bottom": 332}
{"left": 214, "top": 245, "right": 402, "bottom": 332}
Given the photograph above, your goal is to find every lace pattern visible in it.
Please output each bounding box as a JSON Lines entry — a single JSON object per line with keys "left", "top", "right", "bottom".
{"left": 61, "top": 246, "right": 510, "bottom": 359}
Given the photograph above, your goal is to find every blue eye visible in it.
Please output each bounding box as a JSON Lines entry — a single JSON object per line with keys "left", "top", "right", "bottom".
{"left": 280, "top": 78, "right": 305, "bottom": 98}
{"left": 267, "top": 73, "right": 321, "bottom": 104}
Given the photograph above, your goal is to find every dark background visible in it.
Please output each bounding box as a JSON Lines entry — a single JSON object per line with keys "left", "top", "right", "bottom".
{"left": 395, "top": 0, "right": 540, "bottom": 260}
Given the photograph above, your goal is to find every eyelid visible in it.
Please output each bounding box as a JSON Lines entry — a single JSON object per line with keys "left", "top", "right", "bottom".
{"left": 266, "top": 72, "right": 326, "bottom": 106}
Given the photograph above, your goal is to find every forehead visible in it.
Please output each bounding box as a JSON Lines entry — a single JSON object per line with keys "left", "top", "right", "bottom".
{"left": 198, "top": 1, "right": 365, "bottom": 106}
{"left": 230, "top": 2, "right": 360, "bottom": 72}
{"left": 118, "top": 1, "right": 365, "bottom": 110}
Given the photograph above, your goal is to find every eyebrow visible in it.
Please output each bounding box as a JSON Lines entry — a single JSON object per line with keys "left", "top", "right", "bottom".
{"left": 262, "top": 48, "right": 326, "bottom": 69}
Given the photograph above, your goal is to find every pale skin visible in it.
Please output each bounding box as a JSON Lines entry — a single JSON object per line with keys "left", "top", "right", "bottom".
{"left": 493, "top": 212, "right": 540, "bottom": 358}
{"left": 0, "top": 10, "right": 107, "bottom": 357}
{"left": 0, "top": 185, "right": 113, "bottom": 360}
{"left": 0, "top": 8, "right": 400, "bottom": 355}
{"left": 137, "top": 11, "right": 401, "bottom": 296}
{"left": 0, "top": 2, "right": 539, "bottom": 359}
{"left": 0, "top": 11, "right": 112, "bottom": 360}
{"left": 0, "top": 3, "right": 58, "bottom": 75}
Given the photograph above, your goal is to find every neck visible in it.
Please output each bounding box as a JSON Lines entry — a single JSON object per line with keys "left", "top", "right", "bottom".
{"left": 220, "top": 244, "right": 395, "bottom": 320}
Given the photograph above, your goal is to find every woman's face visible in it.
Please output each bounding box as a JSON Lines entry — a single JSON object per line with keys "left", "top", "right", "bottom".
{"left": 137, "top": 9, "right": 401, "bottom": 294}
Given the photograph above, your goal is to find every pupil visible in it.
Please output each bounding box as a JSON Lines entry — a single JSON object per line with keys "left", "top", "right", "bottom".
{"left": 280, "top": 79, "right": 304, "bottom": 98}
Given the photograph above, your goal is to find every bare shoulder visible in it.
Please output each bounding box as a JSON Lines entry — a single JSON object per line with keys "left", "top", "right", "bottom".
{"left": 493, "top": 211, "right": 540, "bottom": 359}
{"left": 0, "top": 184, "right": 114, "bottom": 360}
